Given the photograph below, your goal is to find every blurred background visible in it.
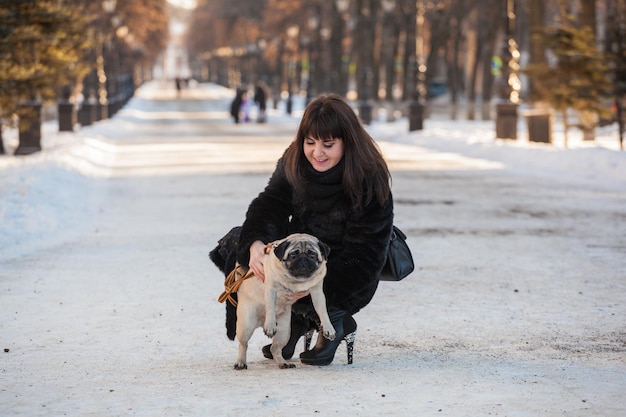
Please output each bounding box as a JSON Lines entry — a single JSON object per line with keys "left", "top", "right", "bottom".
{"left": 1, "top": 0, "right": 625, "bottom": 154}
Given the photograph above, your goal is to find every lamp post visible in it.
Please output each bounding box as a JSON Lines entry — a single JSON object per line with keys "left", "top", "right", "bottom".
{"left": 408, "top": 0, "right": 426, "bottom": 131}
{"left": 495, "top": 0, "right": 520, "bottom": 139}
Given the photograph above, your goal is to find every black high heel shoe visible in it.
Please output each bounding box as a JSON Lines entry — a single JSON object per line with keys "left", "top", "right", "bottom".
{"left": 300, "top": 309, "right": 356, "bottom": 366}
{"left": 262, "top": 316, "right": 313, "bottom": 360}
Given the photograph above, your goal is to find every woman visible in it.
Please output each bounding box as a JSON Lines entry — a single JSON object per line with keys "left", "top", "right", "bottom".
{"left": 215, "top": 93, "right": 393, "bottom": 365}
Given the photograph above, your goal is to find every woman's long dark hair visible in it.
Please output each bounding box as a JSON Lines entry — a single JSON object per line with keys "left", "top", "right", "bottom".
{"left": 283, "top": 94, "right": 391, "bottom": 209}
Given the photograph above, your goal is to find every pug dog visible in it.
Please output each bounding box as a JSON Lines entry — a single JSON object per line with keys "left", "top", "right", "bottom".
{"left": 234, "top": 233, "right": 335, "bottom": 370}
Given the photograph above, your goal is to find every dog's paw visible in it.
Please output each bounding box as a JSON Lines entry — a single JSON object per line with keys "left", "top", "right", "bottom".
{"left": 322, "top": 327, "right": 336, "bottom": 341}
{"left": 263, "top": 323, "right": 277, "bottom": 338}
{"left": 233, "top": 363, "right": 248, "bottom": 370}
{"left": 279, "top": 363, "right": 296, "bottom": 369}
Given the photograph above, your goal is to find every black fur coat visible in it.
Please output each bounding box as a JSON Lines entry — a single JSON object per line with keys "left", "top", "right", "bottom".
{"left": 212, "top": 155, "right": 393, "bottom": 318}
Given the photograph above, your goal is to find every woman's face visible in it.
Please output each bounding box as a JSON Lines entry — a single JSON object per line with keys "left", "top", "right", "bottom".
{"left": 303, "top": 136, "right": 344, "bottom": 172}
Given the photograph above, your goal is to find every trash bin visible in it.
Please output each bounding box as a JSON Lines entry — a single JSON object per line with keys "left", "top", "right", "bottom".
{"left": 524, "top": 110, "right": 552, "bottom": 143}
{"left": 408, "top": 100, "right": 425, "bottom": 131}
{"left": 495, "top": 102, "right": 519, "bottom": 139}
{"left": 58, "top": 101, "right": 76, "bottom": 132}
{"left": 359, "top": 100, "right": 373, "bottom": 125}
{"left": 78, "top": 101, "right": 97, "bottom": 126}
{"left": 15, "top": 101, "right": 43, "bottom": 155}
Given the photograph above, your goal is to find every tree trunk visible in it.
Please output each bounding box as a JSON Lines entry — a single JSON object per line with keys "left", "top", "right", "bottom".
{"left": 356, "top": 0, "right": 376, "bottom": 101}
{"left": 481, "top": 0, "right": 503, "bottom": 120}
{"left": 579, "top": 0, "right": 598, "bottom": 141}
{"left": 449, "top": 14, "right": 464, "bottom": 120}
{"left": 0, "top": 125, "right": 5, "bottom": 155}
{"left": 330, "top": 3, "right": 346, "bottom": 96}
{"left": 425, "top": 5, "right": 452, "bottom": 89}
{"left": 562, "top": 109, "right": 569, "bottom": 148}
{"left": 466, "top": 3, "right": 482, "bottom": 120}
{"left": 579, "top": 0, "right": 597, "bottom": 37}
{"left": 618, "top": 96, "right": 625, "bottom": 150}
{"left": 528, "top": 0, "right": 547, "bottom": 101}
{"left": 580, "top": 110, "right": 598, "bottom": 141}
{"left": 354, "top": 0, "right": 377, "bottom": 124}
{"left": 382, "top": 10, "right": 399, "bottom": 102}
{"left": 402, "top": 0, "right": 417, "bottom": 102}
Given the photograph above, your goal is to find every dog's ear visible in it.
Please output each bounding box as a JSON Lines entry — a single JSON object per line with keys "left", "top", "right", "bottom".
{"left": 317, "top": 241, "right": 331, "bottom": 260}
{"left": 273, "top": 240, "right": 291, "bottom": 260}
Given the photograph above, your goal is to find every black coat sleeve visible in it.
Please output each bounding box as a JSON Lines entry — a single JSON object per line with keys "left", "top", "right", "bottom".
{"left": 236, "top": 158, "right": 293, "bottom": 266}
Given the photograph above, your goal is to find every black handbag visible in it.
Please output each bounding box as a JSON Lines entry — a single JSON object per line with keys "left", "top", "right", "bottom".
{"left": 379, "top": 225, "right": 414, "bottom": 281}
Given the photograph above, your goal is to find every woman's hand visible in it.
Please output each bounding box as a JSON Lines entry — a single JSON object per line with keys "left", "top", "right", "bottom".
{"left": 249, "top": 240, "right": 266, "bottom": 281}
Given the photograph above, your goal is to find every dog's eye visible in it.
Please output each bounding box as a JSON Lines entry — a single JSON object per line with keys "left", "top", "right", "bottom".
{"left": 288, "top": 250, "right": 301, "bottom": 259}
{"left": 306, "top": 249, "right": 318, "bottom": 259}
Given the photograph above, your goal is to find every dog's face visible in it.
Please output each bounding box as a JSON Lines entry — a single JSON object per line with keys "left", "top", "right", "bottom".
{"left": 272, "top": 234, "right": 330, "bottom": 279}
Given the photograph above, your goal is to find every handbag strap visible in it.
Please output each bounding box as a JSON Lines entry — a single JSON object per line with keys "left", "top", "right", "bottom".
{"left": 391, "top": 225, "right": 407, "bottom": 240}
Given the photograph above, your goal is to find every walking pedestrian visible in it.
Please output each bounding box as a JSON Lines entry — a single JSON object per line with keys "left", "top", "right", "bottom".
{"left": 254, "top": 81, "right": 268, "bottom": 123}
{"left": 240, "top": 89, "right": 252, "bottom": 123}
{"left": 211, "top": 93, "right": 394, "bottom": 366}
{"left": 175, "top": 77, "right": 182, "bottom": 98}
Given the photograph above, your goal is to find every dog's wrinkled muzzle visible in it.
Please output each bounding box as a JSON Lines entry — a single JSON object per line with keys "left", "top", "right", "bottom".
{"left": 287, "top": 256, "right": 319, "bottom": 278}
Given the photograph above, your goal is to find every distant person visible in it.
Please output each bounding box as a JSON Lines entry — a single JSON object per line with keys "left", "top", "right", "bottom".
{"left": 175, "top": 77, "right": 182, "bottom": 98}
{"left": 230, "top": 89, "right": 247, "bottom": 124}
{"left": 241, "top": 89, "right": 252, "bottom": 123}
{"left": 254, "top": 81, "right": 268, "bottom": 123}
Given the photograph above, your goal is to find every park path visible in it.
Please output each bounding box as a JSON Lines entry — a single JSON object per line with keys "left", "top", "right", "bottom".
{"left": 1, "top": 81, "right": 624, "bottom": 416}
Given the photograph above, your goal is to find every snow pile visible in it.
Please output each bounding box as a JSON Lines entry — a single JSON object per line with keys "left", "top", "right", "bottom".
{"left": 0, "top": 161, "right": 100, "bottom": 260}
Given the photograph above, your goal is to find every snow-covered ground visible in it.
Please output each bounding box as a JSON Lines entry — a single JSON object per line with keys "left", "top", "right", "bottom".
{"left": 1, "top": 81, "right": 625, "bottom": 416}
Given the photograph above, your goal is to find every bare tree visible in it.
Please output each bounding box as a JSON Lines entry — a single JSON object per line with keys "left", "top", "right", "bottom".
{"left": 447, "top": 1, "right": 473, "bottom": 120}
{"left": 466, "top": 0, "right": 481, "bottom": 120}
{"left": 480, "top": 0, "right": 502, "bottom": 120}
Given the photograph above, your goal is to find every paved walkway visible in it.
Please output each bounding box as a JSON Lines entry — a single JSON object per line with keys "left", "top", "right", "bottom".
{"left": 1, "top": 81, "right": 624, "bottom": 416}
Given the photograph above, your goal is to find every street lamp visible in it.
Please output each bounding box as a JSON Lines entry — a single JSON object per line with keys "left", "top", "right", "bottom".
{"left": 409, "top": 0, "right": 426, "bottom": 131}
{"left": 495, "top": 0, "right": 520, "bottom": 139}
